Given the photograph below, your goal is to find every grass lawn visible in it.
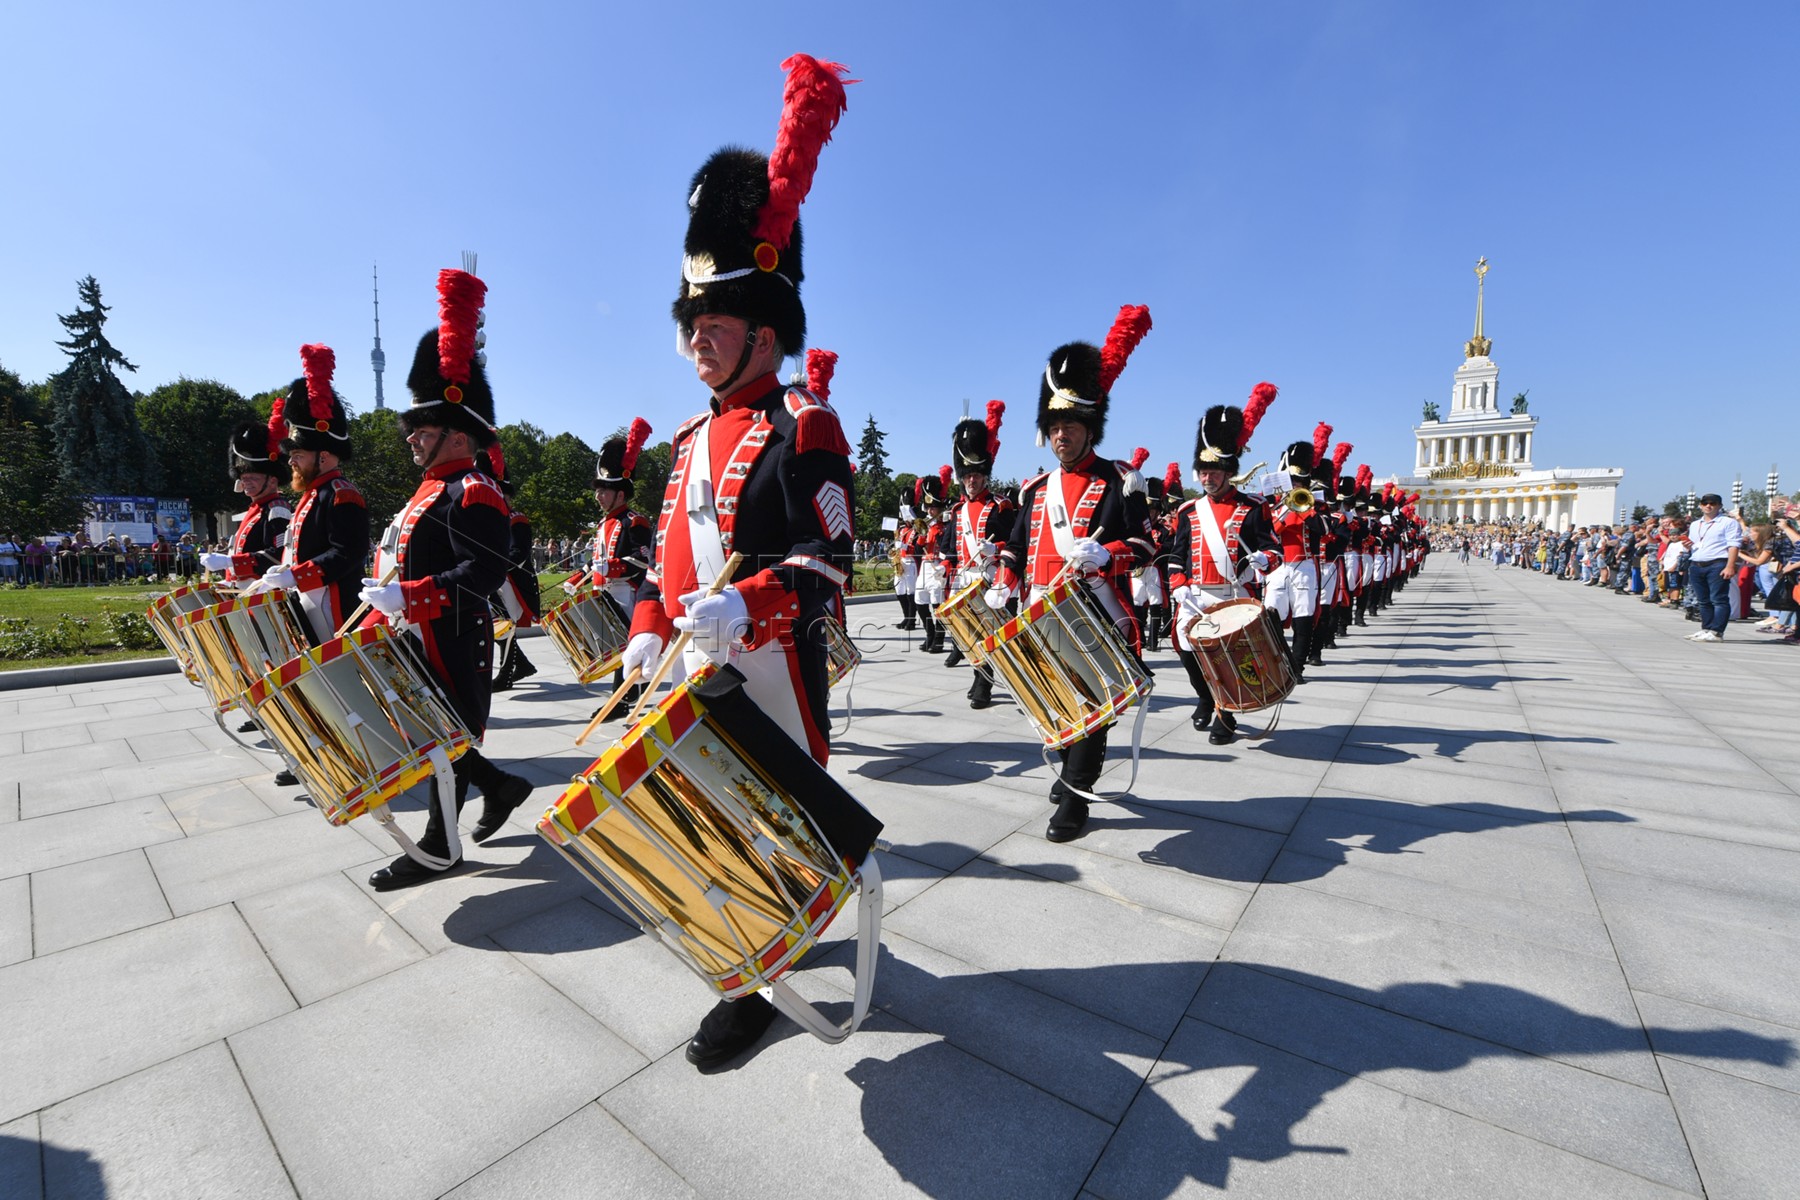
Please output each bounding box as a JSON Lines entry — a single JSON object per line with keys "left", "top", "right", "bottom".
{"left": 0, "top": 582, "right": 180, "bottom": 673}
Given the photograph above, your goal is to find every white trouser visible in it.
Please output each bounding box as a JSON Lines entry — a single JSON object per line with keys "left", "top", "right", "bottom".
{"left": 893, "top": 560, "right": 917, "bottom": 597}
{"left": 914, "top": 559, "right": 948, "bottom": 606}
{"left": 1131, "top": 568, "right": 1165, "bottom": 605}
{"left": 1319, "top": 560, "right": 1341, "bottom": 607}
{"left": 1263, "top": 559, "right": 1318, "bottom": 621}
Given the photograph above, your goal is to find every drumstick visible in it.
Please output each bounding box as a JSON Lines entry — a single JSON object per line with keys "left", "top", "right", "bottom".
{"left": 621, "top": 552, "right": 744, "bottom": 727}
{"left": 573, "top": 665, "right": 644, "bottom": 746}
{"left": 334, "top": 565, "right": 401, "bottom": 638}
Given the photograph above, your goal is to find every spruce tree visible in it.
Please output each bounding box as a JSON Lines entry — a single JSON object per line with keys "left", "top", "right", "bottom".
{"left": 48, "top": 275, "right": 160, "bottom": 495}
{"left": 853, "top": 414, "right": 894, "bottom": 539}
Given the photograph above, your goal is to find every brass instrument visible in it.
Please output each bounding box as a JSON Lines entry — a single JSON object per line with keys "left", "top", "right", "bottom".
{"left": 1283, "top": 485, "right": 1315, "bottom": 514}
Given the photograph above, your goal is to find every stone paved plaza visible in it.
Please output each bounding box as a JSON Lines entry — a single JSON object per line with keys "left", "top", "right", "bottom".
{"left": 2, "top": 564, "right": 1798, "bottom": 1199}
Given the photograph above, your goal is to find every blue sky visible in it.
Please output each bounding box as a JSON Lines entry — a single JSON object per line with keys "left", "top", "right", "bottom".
{"left": 3, "top": 1, "right": 1793, "bottom": 512}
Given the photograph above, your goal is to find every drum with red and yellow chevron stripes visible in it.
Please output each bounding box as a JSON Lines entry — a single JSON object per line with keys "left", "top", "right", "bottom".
{"left": 538, "top": 663, "right": 879, "bottom": 1000}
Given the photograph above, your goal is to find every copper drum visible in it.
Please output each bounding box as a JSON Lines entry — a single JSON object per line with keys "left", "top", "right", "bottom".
{"left": 1183, "top": 598, "right": 1296, "bottom": 713}
{"left": 978, "top": 577, "right": 1150, "bottom": 750}
{"left": 145, "top": 583, "right": 228, "bottom": 685}
{"left": 539, "top": 663, "right": 882, "bottom": 1001}
{"left": 173, "top": 589, "right": 312, "bottom": 713}
{"left": 820, "top": 614, "right": 861, "bottom": 688}
{"left": 541, "top": 586, "right": 630, "bottom": 685}
{"left": 934, "top": 576, "right": 1007, "bottom": 667}
{"left": 245, "top": 625, "right": 474, "bottom": 825}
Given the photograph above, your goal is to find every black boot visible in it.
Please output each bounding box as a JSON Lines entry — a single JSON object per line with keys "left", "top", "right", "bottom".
{"left": 944, "top": 643, "right": 964, "bottom": 668}
{"left": 466, "top": 749, "right": 535, "bottom": 843}
{"left": 897, "top": 595, "right": 917, "bottom": 630}
{"left": 1208, "top": 709, "right": 1238, "bottom": 746}
{"left": 370, "top": 765, "right": 470, "bottom": 890}
{"left": 968, "top": 667, "right": 994, "bottom": 709}
{"left": 1048, "top": 730, "right": 1107, "bottom": 843}
{"left": 1177, "top": 648, "right": 1215, "bottom": 731}
{"left": 1290, "top": 615, "right": 1314, "bottom": 684}
{"left": 509, "top": 647, "right": 538, "bottom": 683}
{"left": 686, "top": 993, "right": 777, "bottom": 1069}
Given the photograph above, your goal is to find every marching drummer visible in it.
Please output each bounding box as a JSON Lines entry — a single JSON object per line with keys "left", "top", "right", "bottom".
{"left": 1163, "top": 386, "right": 1282, "bottom": 745}
{"left": 259, "top": 346, "right": 371, "bottom": 648}
{"left": 1266, "top": 424, "right": 1333, "bottom": 685}
{"left": 941, "top": 402, "right": 1014, "bottom": 706}
{"left": 482, "top": 445, "right": 543, "bottom": 692}
{"left": 202, "top": 417, "right": 290, "bottom": 588}
{"left": 911, "top": 469, "right": 953, "bottom": 654}
{"left": 565, "top": 419, "right": 654, "bottom": 716}
{"left": 989, "top": 305, "right": 1156, "bottom": 843}
{"left": 355, "top": 268, "right": 535, "bottom": 891}
{"left": 620, "top": 55, "right": 859, "bottom": 1069}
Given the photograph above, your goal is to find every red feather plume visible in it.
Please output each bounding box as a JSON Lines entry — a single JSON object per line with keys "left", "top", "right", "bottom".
{"left": 1240, "top": 382, "right": 1277, "bottom": 450}
{"left": 299, "top": 344, "right": 335, "bottom": 423}
{"left": 623, "top": 417, "right": 652, "bottom": 476}
{"left": 1127, "top": 446, "right": 1150, "bottom": 471}
{"left": 806, "top": 348, "right": 838, "bottom": 401}
{"left": 1331, "top": 441, "right": 1353, "bottom": 477}
{"left": 1164, "top": 462, "right": 1182, "bottom": 496}
{"left": 487, "top": 441, "right": 507, "bottom": 482}
{"left": 1355, "top": 464, "right": 1372, "bottom": 493}
{"left": 1381, "top": 482, "right": 1395, "bottom": 503}
{"left": 267, "top": 395, "right": 288, "bottom": 449}
{"left": 939, "top": 464, "right": 953, "bottom": 496}
{"left": 984, "top": 399, "right": 1005, "bottom": 458}
{"left": 435, "top": 269, "right": 487, "bottom": 385}
{"left": 1312, "top": 422, "right": 1333, "bottom": 468}
{"left": 1098, "top": 305, "right": 1153, "bottom": 393}
{"left": 752, "top": 55, "right": 855, "bottom": 251}
{"left": 1407, "top": 491, "right": 1421, "bottom": 505}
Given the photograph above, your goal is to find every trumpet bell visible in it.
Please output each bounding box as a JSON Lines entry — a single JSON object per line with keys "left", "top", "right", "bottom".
{"left": 1284, "top": 486, "right": 1315, "bottom": 514}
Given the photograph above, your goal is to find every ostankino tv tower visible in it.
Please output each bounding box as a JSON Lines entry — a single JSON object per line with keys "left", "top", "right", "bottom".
{"left": 370, "top": 264, "right": 386, "bottom": 410}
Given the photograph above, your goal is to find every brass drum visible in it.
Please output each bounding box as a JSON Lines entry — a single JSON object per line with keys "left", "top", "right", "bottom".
{"left": 821, "top": 613, "right": 861, "bottom": 689}
{"left": 174, "top": 589, "right": 311, "bottom": 713}
{"left": 934, "top": 576, "right": 1008, "bottom": 667}
{"left": 541, "top": 586, "right": 630, "bottom": 685}
{"left": 245, "top": 625, "right": 474, "bottom": 825}
{"left": 146, "top": 583, "right": 228, "bottom": 685}
{"left": 539, "top": 663, "right": 883, "bottom": 1007}
{"left": 977, "top": 577, "right": 1150, "bottom": 750}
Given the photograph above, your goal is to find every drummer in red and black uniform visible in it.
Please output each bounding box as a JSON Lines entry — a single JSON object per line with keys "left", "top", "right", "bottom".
{"left": 622, "top": 58, "right": 866, "bottom": 1069}
{"left": 202, "top": 418, "right": 290, "bottom": 587}
{"left": 991, "top": 306, "right": 1156, "bottom": 843}
{"left": 356, "top": 268, "right": 534, "bottom": 891}
{"left": 564, "top": 419, "right": 655, "bottom": 715}
{"left": 941, "top": 402, "right": 1014, "bottom": 705}
{"left": 260, "top": 346, "right": 370, "bottom": 648}
{"left": 1163, "top": 387, "right": 1281, "bottom": 744}
{"left": 911, "top": 468, "right": 953, "bottom": 654}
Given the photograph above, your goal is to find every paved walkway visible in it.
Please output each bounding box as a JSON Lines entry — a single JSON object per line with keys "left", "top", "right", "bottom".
{"left": 2, "top": 564, "right": 1797, "bottom": 1199}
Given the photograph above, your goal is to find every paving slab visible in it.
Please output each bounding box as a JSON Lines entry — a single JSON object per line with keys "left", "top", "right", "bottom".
{"left": 232, "top": 946, "right": 643, "bottom": 1200}
{"left": 0, "top": 906, "right": 294, "bottom": 1122}
{"left": 235, "top": 872, "right": 430, "bottom": 1005}
{"left": 442, "top": 1102, "right": 698, "bottom": 1200}
{"left": 0, "top": 875, "right": 29, "bottom": 967}
{"left": 38, "top": 1041, "right": 295, "bottom": 1200}
{"left": 30, "top": 848, "right": 172, "bottom": 956}
{"left": 1661, "top": 1058, "right": 1800, "bottom": 1200}
{"left": 0, "top": 795, "right": 184, "bottom": 880}
{"left": 146, "top": 809, "right": 388, "bottom": 915}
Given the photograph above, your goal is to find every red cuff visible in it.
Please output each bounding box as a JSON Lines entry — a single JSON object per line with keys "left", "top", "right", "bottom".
{"left": 400, "top": 578, "right": 449, "bottom": 624}
{"left": 564, "top": 571, "right": 587, "bottom": 590}
{"left": 358, "top": 610, "right": 389, "bottom": 632}
{"left": 736, "top": 569, "right": 802, "bottom": 651}
{"left": 629, "top": 599, "right": 675, "bottom": 643}
{"left": 1169, "top": 571, "right": 1190, "bottom": 589}
{"left": 230, "top": 553, "right": 258, "bottom": 579}
{"left": 290, "top": 560, "right": 324, "bottom": 591}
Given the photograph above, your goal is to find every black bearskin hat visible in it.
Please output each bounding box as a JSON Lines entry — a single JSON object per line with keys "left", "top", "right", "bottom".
{"left": 1145, "top": 477, "right": 1166, "bottom": 509}
{"left": 1278, "top": 440, "right": 1314, "bottom": 476}
{"left": 1193, "top": 382, "right": 1276, "bottom": 480}
{"left": 228, "top": 418, "right": 283, "bottom": 478}
{"left": 672, "top": 57, "right": 852, "bottom": 361}
{"left": 1036, "top": 305, "right": 1152, "bottom": 448}
{"left": 595, "top": 418, "right": 653, "bottom": 496}
{"left": 915, "top": 466, "right": 951, "bottom": 508}
{"left": 403, "top": 269, "right": 498, "bottom": 447}
{"left": 952, "top": 400, "right": 1004, "bottom": 477}
{"left": 276, "top": 344, "right": 353, "bottom": 460}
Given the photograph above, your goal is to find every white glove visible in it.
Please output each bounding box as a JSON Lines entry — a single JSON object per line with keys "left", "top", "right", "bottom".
{"left": 262, "top": 564, "right": 297, "bottom": 590}
{"left": 971, "top": 540, "right": 998, "bottom": 565}
{"left": 621, "top": 631, "right": 662, "bottom": 676}
{"left": 358, "top": 578, "right": 404, "bottom": 617}
{"left": 562, "top": 578, "right": 580, "bottom": 596}
{"left": 1066, "top": 537, "right": 1110, "bottom": 572}
{"left": 674, "top": 586, "right": 750, "bottom": 662}
{"left": 200, "top": 552, "right": 233, "bottom": 573}
{"left": 983, "top": 585, "right": 1013, "bottom": 610}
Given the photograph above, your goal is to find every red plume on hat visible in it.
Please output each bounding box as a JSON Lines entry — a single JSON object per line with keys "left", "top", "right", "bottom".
{"left": 1407, "top": 490, "right": 1421, "bottom": 505}
{"left": 1164, "top": 462, "right": 1182, "bottom": 496}
{"left": 1332, "top": 441, "right": 1354, "bottom": 477}
{"left": 751, "top": 55, "right": 854, "bottom": 256}
{"left": 806, "top": 348, "right": 838, "bottom": 401}
{"left": 435, "top": 270, "right": 487, "bottom": 387}
{"left": 487, "top": 441, "right": 507, "bottom": 481}
{"left": 1355, "top": 464, "right": 1373, "bottom": 493}
{"left": 1127, "top": 446, "right": 1150, "bottom": 472}
{"left": 623, "top": 417, "right": 652, "bottom": 476}
{"left": 1240, "top": 382, "right": 1276, "bottom": 450}
{"left": 1312, "top": 423, "right": 1333, "bottom": 469}
{"left": 1098, "top": 305, "right": 1153, "bottom": 393}
{"left": 300, "top": 344, "right": 336, "bottom": 426}
{"left": 984, "top": 399, "right": 1005, "bottom": 459}
{"left": 939, "top": 464, "right": 953, "bottom": 495}
{"left": 267, "top": 395, "right": 289, "bottom": 449}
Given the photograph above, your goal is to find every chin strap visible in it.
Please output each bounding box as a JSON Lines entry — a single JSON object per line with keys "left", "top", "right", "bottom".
{"left": 710, "top": 323, "right": 763, "bottom": 397}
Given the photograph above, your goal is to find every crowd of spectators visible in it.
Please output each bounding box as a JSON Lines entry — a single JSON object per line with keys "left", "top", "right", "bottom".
{"left": 0, "top": 531, "right": 215, "bottom": 587}
{"left": 1439, "top": 493, "right": 1800, "bottom": 645}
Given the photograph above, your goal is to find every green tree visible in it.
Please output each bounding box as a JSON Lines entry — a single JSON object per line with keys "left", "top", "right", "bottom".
{"left": 630, "top": 440, "right": 673, "bottom": 520}
{"left": 1736, "top": 488, "right": 1769, "bottom": 524}
{"left": 495, "top": 421, "right": 548, "bottom": 490}
{"left": 516, "top": 432, "right": 599, "bottom": 539}
{"left": 855, "top": 414, "right": 890, "bottom": 484}
{"left": 346, "top": 408, "right": 417, "bottom": 529}
{"left": 138, "top": 377, "right": 256, "bottom": 541}
{"left": 47, "top": 275, "right": 160, "bottom": 495}
{"left": 0, "top": 397, "right": 89, "bottom": 537}
{"left": 1631, "top": 504, "right": 1652, "bottom": 523}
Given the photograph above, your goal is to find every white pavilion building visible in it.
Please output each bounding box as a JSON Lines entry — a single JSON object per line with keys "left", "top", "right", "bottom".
{"left": 1404, "top": 261, "right": 1622, "bottom": 530}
